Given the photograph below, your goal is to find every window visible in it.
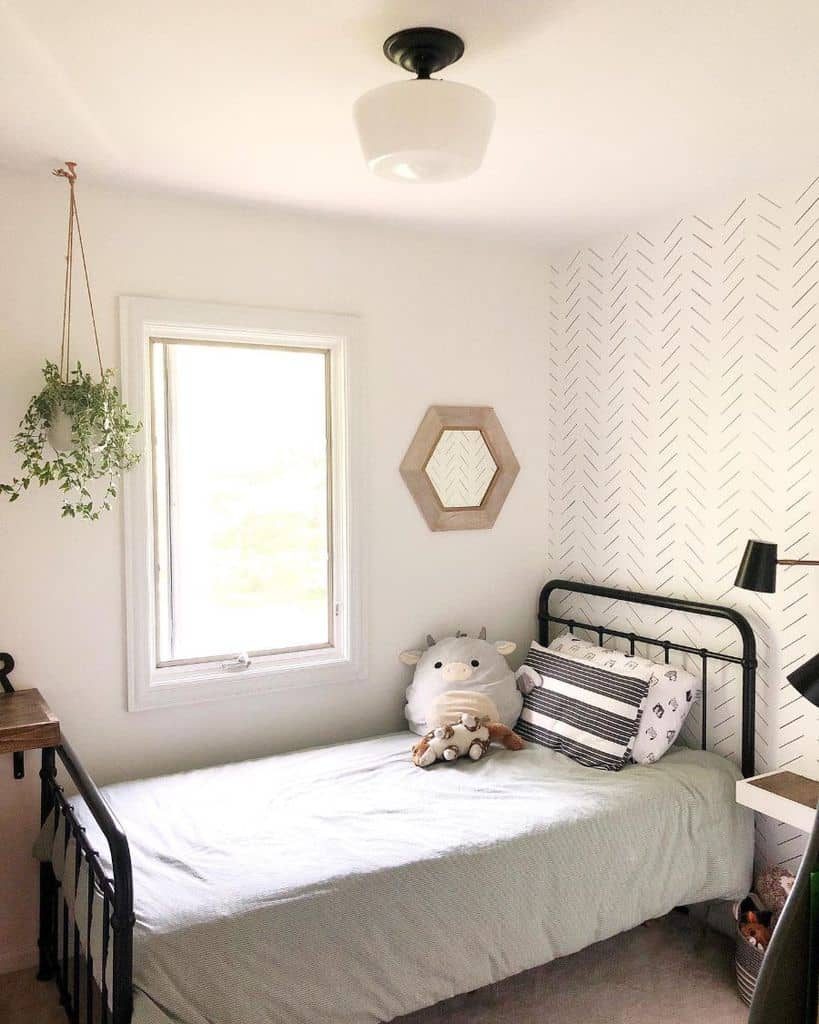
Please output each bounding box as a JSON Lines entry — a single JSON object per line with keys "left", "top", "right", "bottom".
{"left": 121, "top": 298, "right": 364, "bottom": 710}
{"left": 152, "top": 339, "right": 333, "bottom": 664}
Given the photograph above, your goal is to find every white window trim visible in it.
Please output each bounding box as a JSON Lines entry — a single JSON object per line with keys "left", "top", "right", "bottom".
{"left": 120, "top": 296, "right": 366, "bottom": 711}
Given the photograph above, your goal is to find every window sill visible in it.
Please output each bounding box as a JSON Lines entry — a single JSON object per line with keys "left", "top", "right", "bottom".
{"left": 128, "top": 647, "right": 364, "bottom": 711}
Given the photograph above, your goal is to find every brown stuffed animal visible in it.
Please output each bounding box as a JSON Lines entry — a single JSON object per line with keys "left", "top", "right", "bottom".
{"left": 734, "top": 895, "right": 773, "bottom": 950}
{"left": 740, "top": 910, "right": 772, "bottom": 951}
{"left": 411, "top": 714, "right": 524, "bottom": 767}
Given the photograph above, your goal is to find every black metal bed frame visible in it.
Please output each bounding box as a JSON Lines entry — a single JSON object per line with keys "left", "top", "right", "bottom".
{"left": 35, "top": 739, "right": 135, "bottom": 1024}
{"left": 3, "top": 578, "right": 757, "bottom": 1024}
{"left": 539, "top": 579, "right": 757, "bottom": 778}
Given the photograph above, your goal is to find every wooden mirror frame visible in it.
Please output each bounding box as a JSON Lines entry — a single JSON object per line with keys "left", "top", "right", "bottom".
{"left": 399, "top": 405, "right": 519, "bottom": 531}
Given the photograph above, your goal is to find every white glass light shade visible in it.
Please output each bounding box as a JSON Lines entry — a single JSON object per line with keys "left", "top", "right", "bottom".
{"left": 353, "top": 79, "right": 494, "bottom": 183}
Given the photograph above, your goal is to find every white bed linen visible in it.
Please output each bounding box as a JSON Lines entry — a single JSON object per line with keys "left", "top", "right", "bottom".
{"left": 39, "top": 732, "right": 753, "bottom": 1024}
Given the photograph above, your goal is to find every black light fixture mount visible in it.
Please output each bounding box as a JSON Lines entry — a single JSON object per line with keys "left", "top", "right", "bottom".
{"left": 382, "top": 27, "right": 465, "bottom": 79}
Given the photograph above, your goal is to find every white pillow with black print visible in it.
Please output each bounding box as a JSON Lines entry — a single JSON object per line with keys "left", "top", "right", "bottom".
{"left": 631, "top": 668, "right": 701, "bottom": 764}
{"left": 546, "top": 635, "right": 700, "bottom": 764}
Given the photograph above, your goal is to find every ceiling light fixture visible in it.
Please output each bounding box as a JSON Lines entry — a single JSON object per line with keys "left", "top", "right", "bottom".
{"left": 353, "top": 27, "right": 494, "bottom": 184}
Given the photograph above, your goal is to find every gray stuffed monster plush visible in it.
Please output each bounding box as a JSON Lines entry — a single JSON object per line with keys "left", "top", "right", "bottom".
{"left": 400, "top": 629, "right": 523, "bottom": 735}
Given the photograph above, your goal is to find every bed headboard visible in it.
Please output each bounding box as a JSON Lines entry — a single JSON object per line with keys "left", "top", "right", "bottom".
{"left": 538, "top": 579, "right": 758, "bottom": 777}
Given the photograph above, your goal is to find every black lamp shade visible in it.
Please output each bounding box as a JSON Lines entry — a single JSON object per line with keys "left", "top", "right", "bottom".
{"left": 787, "top": 652, "right": 819, "bottom": 709}
{"left": 734, "top": 540, "right": 778, "bottom": 593}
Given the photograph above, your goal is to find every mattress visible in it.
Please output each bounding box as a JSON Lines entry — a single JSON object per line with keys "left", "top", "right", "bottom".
{"left": 40, "top": 731, "right": 753, "bottom": 1024}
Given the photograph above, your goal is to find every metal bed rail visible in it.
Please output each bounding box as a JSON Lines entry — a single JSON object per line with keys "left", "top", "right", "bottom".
{"left": 37, "top": 739, "right": 135, "bottom": 1024}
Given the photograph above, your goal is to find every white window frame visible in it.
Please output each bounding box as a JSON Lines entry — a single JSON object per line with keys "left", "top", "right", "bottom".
{"left": 120, "top": 297, "right": 366, "bottom": 711}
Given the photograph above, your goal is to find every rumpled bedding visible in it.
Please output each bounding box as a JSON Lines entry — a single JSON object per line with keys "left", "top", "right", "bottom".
{"left": 36, "top": 731, "right": 753, "bottom": 1024}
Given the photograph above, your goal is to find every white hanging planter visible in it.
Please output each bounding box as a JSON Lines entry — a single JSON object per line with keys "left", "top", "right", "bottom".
{"left": 47, "top": 405, "right": 105, "bottom": 454}
{"left": 47, "top": 408, "right": 74, "bottom": 452}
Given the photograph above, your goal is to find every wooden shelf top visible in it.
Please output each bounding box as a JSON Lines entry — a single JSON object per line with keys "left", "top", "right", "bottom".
{"left": 748, "top": 770, "right": 819, "bottom": 808}
{"left": 0, "top": 689, "right": 60, "bottom": 755}
{"left": 736, "top": 769, "right": 819, "bottom": 833}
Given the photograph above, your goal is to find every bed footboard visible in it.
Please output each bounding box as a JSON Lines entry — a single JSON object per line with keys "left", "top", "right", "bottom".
{"left": 38, "top": 740, "right": 134, "bottom": 1024}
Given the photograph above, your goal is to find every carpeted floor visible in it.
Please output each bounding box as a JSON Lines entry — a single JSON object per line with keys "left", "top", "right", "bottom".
{"left": 0, "top": 913, "right": 748, "bottom": 1024}
{"left": 398, "top": 913, "right": 748, "bottom": 1024}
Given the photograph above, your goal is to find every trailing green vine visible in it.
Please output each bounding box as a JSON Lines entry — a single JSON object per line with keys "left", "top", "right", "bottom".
{"left": 0, "top": 360, "right": 141, "bottom": 519}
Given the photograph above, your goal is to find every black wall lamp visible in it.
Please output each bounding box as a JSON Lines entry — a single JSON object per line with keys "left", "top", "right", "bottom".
{"left": 734, "top": 539, "right": 819, "bottom": 708}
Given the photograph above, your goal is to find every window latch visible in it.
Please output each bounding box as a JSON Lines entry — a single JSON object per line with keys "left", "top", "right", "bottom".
{"left": 221, "top": 652, "right": 251, "bottom": 671}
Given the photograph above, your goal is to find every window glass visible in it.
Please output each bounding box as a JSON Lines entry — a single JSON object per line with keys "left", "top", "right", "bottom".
{"left": 151, "top": 340, "right": 331, "bottom": 665}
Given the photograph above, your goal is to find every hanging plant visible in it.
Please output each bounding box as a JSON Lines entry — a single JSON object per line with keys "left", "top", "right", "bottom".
{"left": 0, "top": 361, "right": 140, "bottom": 519}
{"left": 0, "top": 162, "right": 141, "bottom": 520}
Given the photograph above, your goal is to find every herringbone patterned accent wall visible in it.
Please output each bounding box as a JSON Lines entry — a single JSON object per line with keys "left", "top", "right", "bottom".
{"left": 547, "top": 176, "right": 819, "bottom": 868}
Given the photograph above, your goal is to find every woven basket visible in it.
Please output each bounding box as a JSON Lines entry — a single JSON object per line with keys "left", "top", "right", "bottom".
{"left": 735, "top": 926, "right": 766, "bottom": 1006}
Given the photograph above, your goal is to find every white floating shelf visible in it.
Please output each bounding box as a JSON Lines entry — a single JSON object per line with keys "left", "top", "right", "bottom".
{"left": 736, "top": 770, "right": 819, "bottom": 833}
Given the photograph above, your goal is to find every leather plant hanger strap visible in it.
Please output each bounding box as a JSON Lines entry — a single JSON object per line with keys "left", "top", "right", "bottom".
{"left": 52, "top": 161, "right": 104, "bottom": 379}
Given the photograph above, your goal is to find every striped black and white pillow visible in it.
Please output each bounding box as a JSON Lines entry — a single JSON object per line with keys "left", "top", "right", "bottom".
{"left": 515, "top": 641, "right": 649, "bottom": 771}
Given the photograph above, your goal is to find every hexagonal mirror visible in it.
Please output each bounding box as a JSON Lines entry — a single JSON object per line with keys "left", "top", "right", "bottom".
{"left": 424, "top": 429, "right": 498, "bottom": 510}
{"left": 400, "top": 406, "right": 519, "bottom": 531}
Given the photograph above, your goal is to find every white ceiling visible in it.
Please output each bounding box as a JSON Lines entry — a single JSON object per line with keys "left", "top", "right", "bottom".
{"left": 2, "top": 0, "right": 818, "bottom": 246}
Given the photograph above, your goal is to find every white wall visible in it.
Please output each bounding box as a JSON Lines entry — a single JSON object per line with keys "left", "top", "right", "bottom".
{"left": 546, "top": 172, "right": 819, "bottom": 871}
{"left": 0, "top": 171, "right": 548, "bottom": 971}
